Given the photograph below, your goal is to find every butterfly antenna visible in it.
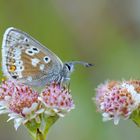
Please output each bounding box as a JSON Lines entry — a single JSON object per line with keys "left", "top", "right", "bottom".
{"left": 69, "top": 61, "right": 94, "bottom": 67}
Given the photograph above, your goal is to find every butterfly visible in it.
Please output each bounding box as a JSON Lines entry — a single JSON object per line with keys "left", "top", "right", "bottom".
{"left": 2, "top": 27, "right": 93, "bottom": 86}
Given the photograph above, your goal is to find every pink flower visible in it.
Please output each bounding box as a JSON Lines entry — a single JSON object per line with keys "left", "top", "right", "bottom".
{"left": 9, "top": 84, "right": 39, "bottom": 116}
{"left": 94, "top": 80, "right": 140, "bottom": 125}
{"left": 0, "top": 80, "right": 75, "bottom": 130}
{"left": 0, "top": 80, "right": 41, "bottom": 129}
{"left": 0, "top": 80, "right": 15, "bottom": 101}
{"left": 39, "top": 83, "right": 75, "bottom": 117}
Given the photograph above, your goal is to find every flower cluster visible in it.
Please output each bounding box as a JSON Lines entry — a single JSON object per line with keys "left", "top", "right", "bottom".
{"left": 94, "top": 80, "right": 140, "bottom": 125}
{"left": 39, "top": 83, "right": 75, "bottom": 117}
{"left": 0, "top": 80, "right": 74, "bottom": 130}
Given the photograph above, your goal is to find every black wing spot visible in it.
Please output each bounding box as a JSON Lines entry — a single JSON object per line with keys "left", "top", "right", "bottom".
{"left": 25, "top": 38, "right": 29, "bottom": 42}
{"left": 12, "top": 75, "right": 17, "bottom": 79}
{"left": 44, "top": 56, "right": 50, "bottom": 63}
{"left": 32, "top": 47, "right": 38, "bottom": 51}
{"left": 28, "top": 50, "right": 33, "bottom": 54}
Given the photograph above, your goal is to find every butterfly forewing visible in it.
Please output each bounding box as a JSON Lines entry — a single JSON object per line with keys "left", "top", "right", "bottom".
{"left": 2, "top": 27, "right": 63, "bottom": 86}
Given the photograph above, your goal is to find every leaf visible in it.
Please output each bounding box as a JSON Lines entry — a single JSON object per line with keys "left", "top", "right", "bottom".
{"left": 130, "top": 108, "right": 140, "bottom": 127}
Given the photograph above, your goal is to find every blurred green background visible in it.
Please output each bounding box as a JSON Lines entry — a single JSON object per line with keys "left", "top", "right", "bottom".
{"left": 1, "top": 0, "right": 140, "bottom": 140}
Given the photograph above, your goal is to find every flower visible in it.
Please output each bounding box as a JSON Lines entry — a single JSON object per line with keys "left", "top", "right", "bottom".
{"left": 0, "top": 80, "right": 42, "bottom": 130}
{"left": 95, "top": 81, "right": 119, "bottom": 106}
{"left": 0, "top": 80, "right": 75, "bottom": 131}
{"left": 94, "top": 80, "right": 140, "bottom": 125}
{"left": 39, "top": 83, "right": 75, "bottom": 117}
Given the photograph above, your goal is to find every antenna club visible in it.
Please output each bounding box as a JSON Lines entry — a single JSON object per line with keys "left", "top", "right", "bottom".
{"left": 85, "top": 63, "right": 94, "bottom": 67}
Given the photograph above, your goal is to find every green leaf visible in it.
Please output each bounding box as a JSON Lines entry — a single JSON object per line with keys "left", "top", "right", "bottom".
{"left": 130, "top": 108, "right": 140, "bottom": 127}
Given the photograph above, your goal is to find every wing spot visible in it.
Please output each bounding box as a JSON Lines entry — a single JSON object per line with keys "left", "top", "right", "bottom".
{"left": 25, "top": 38, "right": 29, "bottom": 42}
{"left": 15, "top": 60, "right": 23, "bottom": 65}
{"left": 28, "top": 50, "right": 33, "bottom": 53}
{"left": 40, "top": 64, "right": 45, "bottom": 71}
{"left": 18, "top": 45, "right": 24, "bottom": 50}
{"left": 12, "top": 75, "right": 18, "bottom": 79}
{"left": 16, "top": 66, "right": 24, "bottom": 71}
{"left": 9, "top": 65, "right": 16, "bottom": 72}
{"left": 31, "top": 47, "right": 40, "bottom": 53}
{"left": 31, "top": 58, "right": 40, "bottom": 67}
{"left": 25, "top": 49, "right": 35, "bottom": 56}
{"left": 43, "top": 56, "right": 51, "bottom": 63}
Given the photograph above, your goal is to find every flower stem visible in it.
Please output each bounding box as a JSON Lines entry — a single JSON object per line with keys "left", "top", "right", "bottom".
{"left": 25, "top": 114, "right": 59, "bottom": 140}
{"left": 36, "top": 129, "right": 45, "bottom": 140}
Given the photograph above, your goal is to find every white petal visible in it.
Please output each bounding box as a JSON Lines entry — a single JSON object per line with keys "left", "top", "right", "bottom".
{"left": 36, "top": 108, "right": 44, "bottom": 114}
{"left": 100, "top": 103, "right": 105, "bottom": 110}
{"left": 102, "top": 112, "right": 109, "bottom": 118}
{"left": 0, "top": 109, "right": 9, "bottom": 114}
{"left": 102, "top": 113, "right": 112, "bottom": 122}
{"left": 8, "top": 113, "right": 20, "bottom": 118}
{"left": 44, "top": 110, "right": 55, "bottom": 116}
{"left": 14, "top": 118, "right": 24, "bottom": 130}
{"left": 22, "top": 103, "right": 38, "bottom": 115}
{"left": 53, "top": 108, "right": 59, "bottom": 113}
{"left": 113, "top": 116, "right": 120, "bottom": 125}
{"left": 57, "top": 113, "right": 65, "bottom": 117}
{"left": 102, "top": 117, "right": 112, "bottom": 122}
{"left": 7, "top": 113, "right": 19, "bottom": 122}
{"left": 38, "top": 97, "right": 46, "bottom": 105}
{"left": 0, "top": 101, "right": 7, "bottom": 106}
{"left": 30, "top": 103, "right": 38, "bottom": 111}
{"left": 0, "top": 106, "right": 6, "bottom": 110}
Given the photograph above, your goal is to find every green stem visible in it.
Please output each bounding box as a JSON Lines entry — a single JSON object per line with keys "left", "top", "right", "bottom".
{"left": 25, "top": 114, "right": 59, "bottom": 140}
{"left": 36, "top": 129, "right": 45, "bottom": 140}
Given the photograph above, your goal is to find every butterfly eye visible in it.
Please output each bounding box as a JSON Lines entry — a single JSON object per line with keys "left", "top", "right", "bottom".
{"left": 43, "top": 56, "right": 51, "bottom": 63}
{"left": 65, "top": 64, "right": 71, "bottom": 71}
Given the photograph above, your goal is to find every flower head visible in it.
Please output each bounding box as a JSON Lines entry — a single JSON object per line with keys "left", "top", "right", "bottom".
{"left": 0, "top": 80, "right": 75, "bottom": 130}
{"left": 9, "top": 84, "right": 39, "bottom": 116}
{"left": 0, "top": 80, "right": 15, "bottom": 101}
{"left": 0, "top": 80, "right": 41, "bottom": 130}
{"left": 95, "top": 81, "right": 119, "bottom": 106}
{"left": 94, "top": 80, "right": 140, "bottom": 125}
{"left": 39, "top": 83, "right": 75, "bottom": 117}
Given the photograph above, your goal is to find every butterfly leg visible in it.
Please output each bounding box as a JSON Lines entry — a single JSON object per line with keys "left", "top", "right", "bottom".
{"left": 60, "top": 77, "right": 70, "bottom": 89}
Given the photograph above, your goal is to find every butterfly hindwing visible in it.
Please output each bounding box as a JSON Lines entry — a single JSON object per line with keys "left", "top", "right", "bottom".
{"left": 2, "top": 27, "right": 63, "bottom": 86}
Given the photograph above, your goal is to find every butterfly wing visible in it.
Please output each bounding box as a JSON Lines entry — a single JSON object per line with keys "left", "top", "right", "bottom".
{"left": 2, "top": 27, "right": 63, "bottom": 86}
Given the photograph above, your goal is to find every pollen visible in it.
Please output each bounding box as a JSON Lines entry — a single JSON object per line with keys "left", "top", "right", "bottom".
{"left": 9, "top": 65, "right": 16, "bottom": 72}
